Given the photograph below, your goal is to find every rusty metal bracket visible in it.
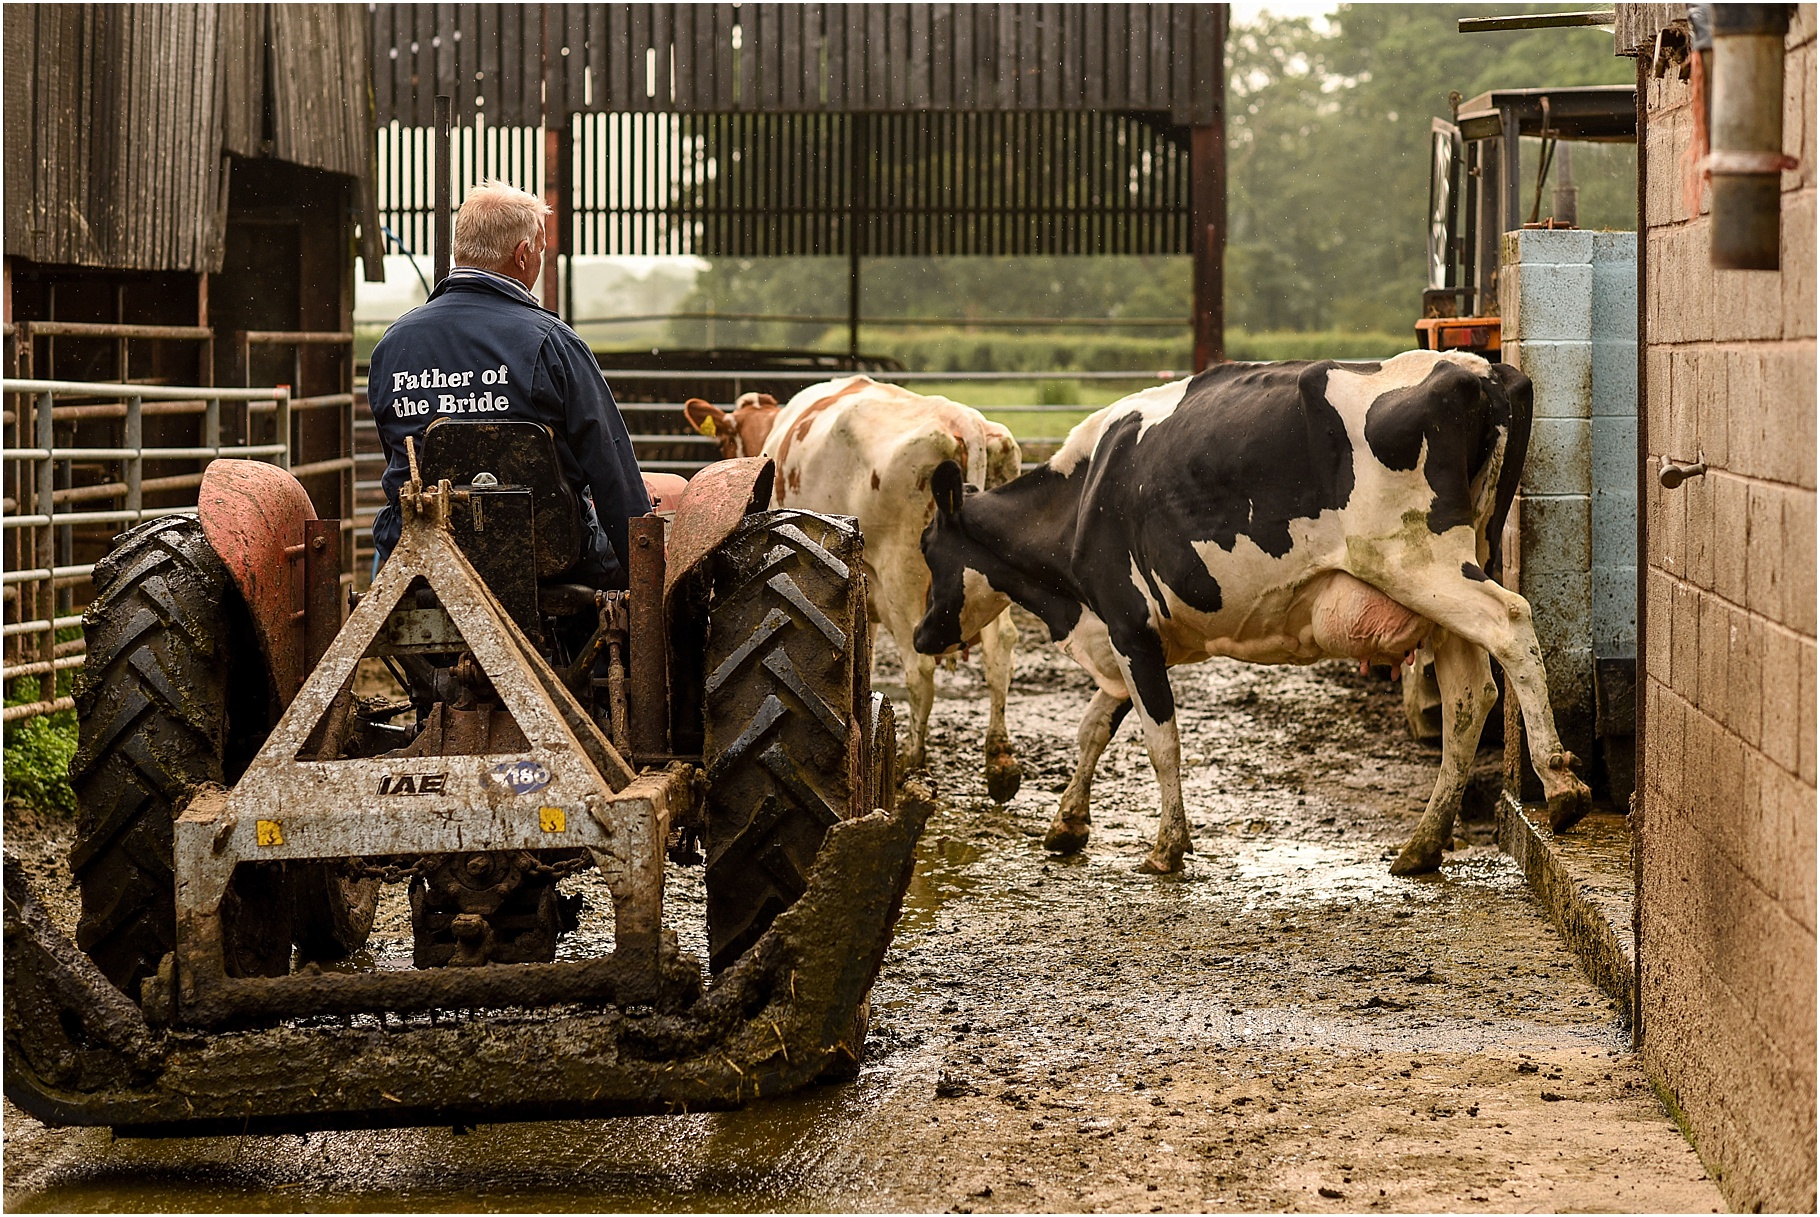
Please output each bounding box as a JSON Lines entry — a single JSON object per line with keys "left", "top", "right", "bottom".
{"left": 170, "top": 767, "right": 687, "bottom": 1026}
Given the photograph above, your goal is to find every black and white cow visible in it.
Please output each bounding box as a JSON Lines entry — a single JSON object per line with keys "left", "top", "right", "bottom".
{"left": 913, "top": 350, "right": 1592, "bottom": 876}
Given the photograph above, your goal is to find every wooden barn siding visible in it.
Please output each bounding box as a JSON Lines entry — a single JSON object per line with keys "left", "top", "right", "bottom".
{"left": 372, "top": 3, "right": 1224, "bottom": 127}
{"left": 4, "top": 4, "right": 379, "bottom": 274}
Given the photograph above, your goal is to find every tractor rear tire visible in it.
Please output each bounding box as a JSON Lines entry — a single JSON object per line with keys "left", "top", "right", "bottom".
{"left": 702, "top": 510, "right": 871, "bottom": 973}
{"left": 68, "top": 517, "right": 314, "bottom": 999}
{"left": 69, "top": 517, "right": 290, "bottom": 995}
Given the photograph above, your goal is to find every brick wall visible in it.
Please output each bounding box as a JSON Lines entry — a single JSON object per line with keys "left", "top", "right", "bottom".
{"left": 1638, "top": 7, "right": 1816, "bottom": 1210}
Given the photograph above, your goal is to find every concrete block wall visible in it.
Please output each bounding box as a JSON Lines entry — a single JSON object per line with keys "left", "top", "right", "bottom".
{"left": 1636, "top": 8, "right": 1816, "bottom": 1211}
{"left": 1501, "top": 228, "right": 1638, "bottom": 765}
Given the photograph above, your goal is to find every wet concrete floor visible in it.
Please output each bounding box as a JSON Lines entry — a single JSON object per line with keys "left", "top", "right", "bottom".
{"left": 3, "top": 613, "right": 1721, "bottom": 1212}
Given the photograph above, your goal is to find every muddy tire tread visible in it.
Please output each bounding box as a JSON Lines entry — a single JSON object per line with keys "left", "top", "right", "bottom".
{"left": 68, "top": 516, "right": 294, "bottom": 997}
{"left": 69, "top": 518, "right": 236, "bottom": 994}
{"left": 702, "top": 510, "right": 869, "bottom": 973}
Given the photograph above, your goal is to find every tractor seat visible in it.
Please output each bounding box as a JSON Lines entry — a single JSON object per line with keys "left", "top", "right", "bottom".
{"left": 419, "top": 418, "right": 584, "bottom": 579}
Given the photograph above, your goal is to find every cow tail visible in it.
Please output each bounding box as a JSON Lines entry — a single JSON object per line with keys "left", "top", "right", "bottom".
{"left": 1483, "top": 363, "right": 1533, "bottom": 582}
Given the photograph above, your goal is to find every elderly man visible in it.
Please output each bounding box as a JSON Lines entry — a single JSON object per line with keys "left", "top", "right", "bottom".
{"left": 367, "top": 179, "right": 649, "bottom": 585}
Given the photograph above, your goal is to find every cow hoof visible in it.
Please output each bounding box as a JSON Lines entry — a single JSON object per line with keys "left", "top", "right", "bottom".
{"left": 1136, "top": 852, "right": 1184, "bottom": 875}
{"left": 1389, "top": 843, "right": 1442, "bottom": 876}
{"left": 985, "top": 757, "right": 1023, "bottom": 804}
{"left": 1547, "top": 786, "right": 1593, "bottom": 833}
{"left": 1044, "top": 822, "right": 1090, "bottom": 854}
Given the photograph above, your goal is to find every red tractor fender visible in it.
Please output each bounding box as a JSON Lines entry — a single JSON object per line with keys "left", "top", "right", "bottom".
{"left": 197, "top": 460, "right": 316, "bottom": 705}
{"left": 641, "top": 472, "right": 690, "bottom": 515}
{"left": 662, "top": 457, "right": 775, "bottom": 604}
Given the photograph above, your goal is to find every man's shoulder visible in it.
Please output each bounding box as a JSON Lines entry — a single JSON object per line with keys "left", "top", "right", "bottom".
{"left": 374, "top": 288, "right": 557, "bottom": 353}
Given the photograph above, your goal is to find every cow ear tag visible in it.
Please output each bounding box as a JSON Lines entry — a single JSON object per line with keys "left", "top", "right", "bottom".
{"left": 684, "top": 398, "right": 722, "bottom": 437}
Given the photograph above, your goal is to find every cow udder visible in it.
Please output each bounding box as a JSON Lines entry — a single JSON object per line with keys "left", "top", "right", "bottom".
{"left": 1307, "top": 571, "right": 1431, "bottom": 663}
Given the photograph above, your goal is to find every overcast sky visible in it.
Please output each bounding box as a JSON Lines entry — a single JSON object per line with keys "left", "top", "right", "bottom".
{"left": 1230, "top": 1, "right": 1338, "bottom": 29}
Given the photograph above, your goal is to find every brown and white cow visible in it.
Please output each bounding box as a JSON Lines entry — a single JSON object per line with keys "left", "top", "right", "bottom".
{"left": 685, "top": 376, "right": 1025, "bottom": 799}
{"left": 914, "top": 350, "right": 1593, "bottom": 875}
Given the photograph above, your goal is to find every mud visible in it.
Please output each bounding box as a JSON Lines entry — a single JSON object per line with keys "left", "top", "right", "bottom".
{"left": 3, "top": 609, "right": 1718, "bottom": 1212}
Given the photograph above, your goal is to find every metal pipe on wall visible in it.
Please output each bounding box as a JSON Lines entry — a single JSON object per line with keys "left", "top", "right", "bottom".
{"left": 1707, "top": 3, "right": 1793, "bottom": 270}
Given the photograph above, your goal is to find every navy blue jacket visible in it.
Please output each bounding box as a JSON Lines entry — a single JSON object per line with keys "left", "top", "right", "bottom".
{"left": 367, "top": 269, "right": 650, "bottom": 584}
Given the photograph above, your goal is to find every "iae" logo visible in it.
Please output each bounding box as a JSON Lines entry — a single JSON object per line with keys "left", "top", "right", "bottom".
{"left": 379, "top": 772, "right": 447, "bottom": 795}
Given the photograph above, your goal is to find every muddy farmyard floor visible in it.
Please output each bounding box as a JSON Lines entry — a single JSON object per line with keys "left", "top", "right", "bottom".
{"left": 4, "top": 610, "right": 1719, "bottom": 1212}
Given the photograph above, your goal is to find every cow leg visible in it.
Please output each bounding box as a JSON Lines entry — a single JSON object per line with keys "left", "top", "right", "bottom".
{"left": 1370, "top": 568, "right": 1593, "bottom": 832}
{"left": 1045, "top": 690, "right": 1130, "bottom": 853}
{"left": 1097, "top": 627, "right": 1191, "bottom": 875}
{"left": 1391, "top": 629, "right": 1499, "bottom": 875}
{"left": 1131, "top": 705, "right": 1192, "bottom": 874}
{"left": 899, "top": 639, "right": 938, "bottom": 772}
{"left": 980, "top": 608, "right": 1022, "bottom": 802}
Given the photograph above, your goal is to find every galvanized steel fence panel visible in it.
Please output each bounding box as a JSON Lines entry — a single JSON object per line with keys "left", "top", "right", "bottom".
{"left": 0, "top": 378, "right": 336, "bottom": 722}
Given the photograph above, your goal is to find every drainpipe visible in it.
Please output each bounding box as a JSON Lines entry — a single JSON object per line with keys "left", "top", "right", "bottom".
{"left": 1707, "top": 4, "right": 1795, "bottom": 269}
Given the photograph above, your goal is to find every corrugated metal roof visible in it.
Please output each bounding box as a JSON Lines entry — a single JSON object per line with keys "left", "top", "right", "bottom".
{"left": 4, "top": 4, "right": 380, "bottom": 274}
{"left": 372, "top": 4, "right": 1226, "bottom": 128}
{"left": 5, "top": 5, "right": 226, "bottom": 270}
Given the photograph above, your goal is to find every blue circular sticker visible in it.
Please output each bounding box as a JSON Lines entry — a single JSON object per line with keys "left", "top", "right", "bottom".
{"left": 491, "top": 760, "right": 551, "bottom": 795}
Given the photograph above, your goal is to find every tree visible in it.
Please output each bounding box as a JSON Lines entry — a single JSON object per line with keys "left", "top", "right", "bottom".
{"left": 1227, "top": 4, "right": 1635, "bottom": 333}
{"left": 663, "top": 5, "right": 1636, "bottom": 349}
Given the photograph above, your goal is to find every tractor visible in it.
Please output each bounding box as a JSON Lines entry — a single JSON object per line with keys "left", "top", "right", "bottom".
{"left": 4, "top": 419, "right": 926, "bottom": 1135}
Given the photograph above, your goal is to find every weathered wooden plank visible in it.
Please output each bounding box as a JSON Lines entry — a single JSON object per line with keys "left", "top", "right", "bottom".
{"left": 1101, "top": 3, "right": 1126, "bottom": 109}
{"left": 710, "top": 5, "right": 735, "bottom": 111}
{"left": 779, "top": 4, "right": 802, "bottom": 110}
{"left": 952, "top": 2, "right": 974, "bottom": 109}
{"left": 994, "top": 4, "right": 1015, "bottom": 109}
{"left": 731, "top": 2, "right": 752, "bottom": 109}
{"left": 1040, "top": 3, "right": 1061, "bottom": 109}
{"left": 175, "top": 7, "right": 203, "bottom": 265}
{"left": 802, "top": 3, "right": 827, "bottom": 109}
{"left": 599, "top": 5, "right": 624, "bottom": 111}
{"left": 909, "top": 4, "right": 930, "bottom": 109}
{"left": 1124, "top": 4, "right": 1148, "bottom": 108}
{"left": 432, "top": 3, "right": 454, "bottom": 105}
{"left": 370, "top": 4, "right": 392, "bottom": 124}
{"left": 1015, "top": 3, "right": 1036, "bottom": 111}
{"left": 414, "top": 3, "right": 439, "bottom": 121}
{"left": 842, "top": 4, "right": 864, "bottom": 111}
{"left": 1149, "top": 3, "right": 1172, "bottom": 109}
{"left": 626, "top": 4, "right": 649, "bottom": 110}
{"left": 385, "top": 3, "right": 407, "bottom": 126}
{"left": 756, "top": 4, "right": 780, "bottom": 111}
{"left": 1170, "top": 3, "right": 1191, "bottom": 120}
{"left": 562, "top": 4, "right": 587, "bottom": 119}
{"left": 861, "top": 4, "right": 884, "bottom": 110}
{"left": 1059, "top": 3, "right": 1081, "bottom": 107}
{"left": 669, "top": 3, "right": 694, "bottom": 111}
{"left": 650, "top": 3, "right": 672, "bottom": 109}
{"left": 927, "top": 3, "right": 949, "bottom": 107}
{"left": 392, "top": 4, "right": 414, "bottom": 126}
{"left": 6, "top": 9, "right": 37, "bottom": 258}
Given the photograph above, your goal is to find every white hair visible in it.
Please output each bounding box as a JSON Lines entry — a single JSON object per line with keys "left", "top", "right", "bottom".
{"left": 452, "top": 179, "right": 551, "bottom": 268}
